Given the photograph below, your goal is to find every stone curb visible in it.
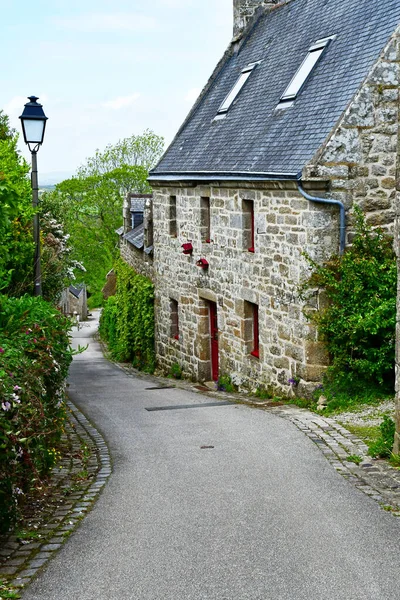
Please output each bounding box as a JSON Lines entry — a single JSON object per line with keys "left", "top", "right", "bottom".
{"left": 116, "top": 360, "right": 400, "bottom": 516}
{"left": 0, "top": 399, "right": 111, "bottom": 594}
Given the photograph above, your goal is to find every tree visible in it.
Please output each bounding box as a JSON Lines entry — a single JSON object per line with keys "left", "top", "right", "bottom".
{"left": 0, "top": 110, "right": 15, "bottom": 141}
{"left": 0, "top": 115, "right": 34, "bottom": 295}
{"left": 44, "top": 130, "right": 164, "bottom": 303}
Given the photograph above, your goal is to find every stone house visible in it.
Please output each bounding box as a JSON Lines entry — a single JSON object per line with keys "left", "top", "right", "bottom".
{"left": 60, "top": 284, "right": 88, "bottom": 321}
{"left": 127, "top": 0, "right": 400, "bottom": 396}
{"left": 118, "top": 193, "right": 154, "bottom": 281}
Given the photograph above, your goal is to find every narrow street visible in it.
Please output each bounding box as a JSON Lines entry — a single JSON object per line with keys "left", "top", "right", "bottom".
{"left": 23, "top": 316, "right": 400, "bottom": 600}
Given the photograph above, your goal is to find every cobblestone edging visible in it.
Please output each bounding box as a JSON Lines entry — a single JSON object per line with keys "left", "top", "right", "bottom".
{"left": 0, "top": 400, "right": 111, "bottom": 593}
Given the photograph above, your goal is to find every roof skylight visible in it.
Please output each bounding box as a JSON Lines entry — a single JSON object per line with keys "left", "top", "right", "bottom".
{"left": 278, "top": 36, "right": 335, "bottom": 107}
{"left": 216, "top": 62, "right": 260, "bottom": 117}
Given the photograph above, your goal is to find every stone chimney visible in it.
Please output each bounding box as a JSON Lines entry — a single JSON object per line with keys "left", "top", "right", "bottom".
{"left": 233, "top": 0, "right": 279, "bottom": 38}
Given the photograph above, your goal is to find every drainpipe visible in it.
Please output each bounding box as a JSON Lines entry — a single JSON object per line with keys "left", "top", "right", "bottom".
{"left": 297, "top": 181, "right": 346, "bottom": 255}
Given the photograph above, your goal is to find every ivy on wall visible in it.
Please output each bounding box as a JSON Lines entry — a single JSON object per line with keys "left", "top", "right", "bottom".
{"left": 100, "top": 259, "right": 155, "bottom": 372}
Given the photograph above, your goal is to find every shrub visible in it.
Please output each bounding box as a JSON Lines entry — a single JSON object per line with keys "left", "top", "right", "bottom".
{"left": 0, "top": 295, "right": 73, "bottom": 533}
{"left": 168, "top": 362, "right": 182, "bottom": 380}
{"left": 368, "top": 416, "right": 395, "bottom": 459}
{"left": 99, "top": 259, "right": 155, "bottom": 372}
{"left": 217, "top": 375, "right": 237, "bottom": 393}
{"left": 301, "top": 208, "right": 396, "bottom": 395}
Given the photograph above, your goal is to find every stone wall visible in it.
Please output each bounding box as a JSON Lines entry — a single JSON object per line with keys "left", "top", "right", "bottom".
{"left": 152, "top": 182, "right": 337, "bottom": 396}
{"left": 126, "top": 28, "right": 400, "bottom": 397}
{"left": 120, "top": 195, "right": 155, "bottom": 282}
{"left": 233, "top": 0, "right": 279, "bottom": 38}
{"left": 120, "top": 240, "right": 154, "bottom": 282}
{"left": 303, "top": 27, "right": 400, "bottom": 238}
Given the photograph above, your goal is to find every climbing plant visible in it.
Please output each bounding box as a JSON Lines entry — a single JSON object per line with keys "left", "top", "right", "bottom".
{"left": 300, "top": 208, "right": 396, "bottom": 395}
{"left": 99, "top": 259, "right": 155, "bottom": 372}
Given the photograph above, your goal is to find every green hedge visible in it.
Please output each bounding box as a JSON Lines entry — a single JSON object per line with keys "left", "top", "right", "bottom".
{"left": 99, "top": 259, "right": 155, "bottom": 372}
{"left": 0, "top": 295, "right": 73, "bottom": 533}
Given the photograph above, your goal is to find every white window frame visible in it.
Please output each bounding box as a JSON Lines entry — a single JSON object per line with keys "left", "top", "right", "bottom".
{"left": 217, "top": 61, "right": 260, "bottom": 116}
{"left": 279, "top": 36, "right": 336, "bottom": 105}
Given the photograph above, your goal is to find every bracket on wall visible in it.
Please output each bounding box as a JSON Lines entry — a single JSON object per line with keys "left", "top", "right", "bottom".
{"left": 182, "top": 242, "right": 193, "bottom": 255}
{"left": 196, "top": 258, "right": 209, "bottom": 269}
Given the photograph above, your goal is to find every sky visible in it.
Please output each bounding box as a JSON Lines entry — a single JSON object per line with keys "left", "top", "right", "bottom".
{"left": 0, "top": 0, "right": 233, "bottom": 183}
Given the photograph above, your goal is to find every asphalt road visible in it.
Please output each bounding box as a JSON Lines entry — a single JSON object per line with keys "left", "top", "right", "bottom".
{"left": 23, "top": 315, "right": 400, "bottom": 599}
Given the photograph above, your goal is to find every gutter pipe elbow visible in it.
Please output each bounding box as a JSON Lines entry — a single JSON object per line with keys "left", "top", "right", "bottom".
{"left": 297, "top": 181, "right": 346, "bottom": 255}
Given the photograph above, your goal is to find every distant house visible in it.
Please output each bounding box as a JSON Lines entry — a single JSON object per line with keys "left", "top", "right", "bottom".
{"left": 60, "top": 284, "right": 88, "bottom": 321}
{"left": 124, "top": 0, "right": 400, "bottom": 395}
{"left": 117, "top": 193, "right": 154, "bottom": 281}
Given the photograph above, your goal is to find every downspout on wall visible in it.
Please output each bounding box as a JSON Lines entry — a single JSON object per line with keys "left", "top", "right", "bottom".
{"left": 297, "top": 181, "right": 346, "bottom": 255}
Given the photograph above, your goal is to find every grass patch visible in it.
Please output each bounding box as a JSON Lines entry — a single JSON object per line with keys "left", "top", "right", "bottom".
{"left": 337, "top": 423, "right": 380, "bottom": 447}
{"left": 0, "top": 581, "right": 21, "bottom": 599}
{"left": 14, "top": 529, "right": 42, "bottom": 540}
{"left": 317, "top": 385, "right": 392, "bottom": 415}
{"left": 347, "top": 455, "right": 363, "bottom": 465}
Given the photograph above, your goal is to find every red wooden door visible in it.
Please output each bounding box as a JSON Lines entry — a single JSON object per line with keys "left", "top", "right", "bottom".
{"left": 209, "top": 302, "right": 219, "bottom": 381}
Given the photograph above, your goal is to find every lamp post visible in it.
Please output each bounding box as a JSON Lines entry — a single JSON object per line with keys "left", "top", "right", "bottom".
{"left": 19, "top": 96, "right": 48, "bottom": 297}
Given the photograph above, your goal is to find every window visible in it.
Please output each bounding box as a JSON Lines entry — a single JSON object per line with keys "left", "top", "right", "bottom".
{"left": 243, "top": 199, "right": 255, "bottom": 252}
{"left": 169, "top": 195, "right": 177, "bottom": 237}
{"left": 200, "top": 197, "right": 211, "bottom": 242}
{"left": 244, "top": 301, "right": 259, "bottom": 358}
{"left": 252, "top": 304, "right": 259, "bottom": 358}
{"left": 278, "top": 36, "right": 335, "bottom": 106}
{"left": 170, "top": 299, "right": 179, "bottom": 340}
{"left": 216, "top": 62, "right": 260, "bottom": 117}
{"left": 131, "top": 211, "right": 144, "bottom": 230}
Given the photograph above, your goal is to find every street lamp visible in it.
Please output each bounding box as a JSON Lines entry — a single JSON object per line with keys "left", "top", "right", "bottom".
{"left": 19, "top": 96, "right": 48, "bottom": 297}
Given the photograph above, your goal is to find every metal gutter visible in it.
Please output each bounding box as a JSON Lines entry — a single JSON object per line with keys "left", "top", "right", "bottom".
{"left": 148, "top": 171, "right": 299, "bottom": 182}
{"left": 297, "top": 181, "right": 346, "bottom": 255}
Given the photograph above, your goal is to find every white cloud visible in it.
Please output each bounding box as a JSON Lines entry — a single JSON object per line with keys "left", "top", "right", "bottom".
{"left": 4, "top": 94, "right": 49, "bottom": 121}
{"left": 101, "top": 93, "right": 140, "bottom": 110}
{"left": 52, "top": 13, "right": 158, "bottom": 33}
{"left": 184, "top": 88, "right": 201, "bottom": 103}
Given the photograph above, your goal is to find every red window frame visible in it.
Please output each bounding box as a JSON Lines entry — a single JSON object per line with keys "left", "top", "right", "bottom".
{"left": 251, "top": 304, "right": 259, "bottom": 358}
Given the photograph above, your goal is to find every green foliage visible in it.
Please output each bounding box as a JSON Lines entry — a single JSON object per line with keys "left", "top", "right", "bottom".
{"left": 368, "top": 416, "right": 395, "bottom": 458}
{"left": 217, "top": 375, "right": 237, "bottom": 393}
{"left": 347, "top": 454, "right": 363, "bottom": 465}
{"left": 43, "top": 131, "right": 164, "bottom": 298}
{"left": 168, "top": 362, "right": 182, "bottom": 380}
{"left": 339, "top": 422, "right": 381, "bottom": 447}
{"left": 99, "top": 259, "right": 155, "bottom": 372}
{"left": 0, "top": 295, "right": 73, "bottom": 533}
{"left": 254, "top": 386, "right": 272, "bottom": 400}
{"left": 87, "top": 291, "right": 104, "bottom": 309}
{"left": 0, "top": 128, "right": 34, "bottom": 295}
{"left": 301, "top": 208, "right": 396, "bottom": 395}
{"left": 317, "top": 386, "right": 391, "bottom": 415}
{"left": 0, "top": 580, "right": 20, "bottom": 599}
{"left": 0, "top": 110, "right": 15, "bottom": 141}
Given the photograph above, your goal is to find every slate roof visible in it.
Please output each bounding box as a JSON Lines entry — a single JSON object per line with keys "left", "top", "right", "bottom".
{"left": 131, "top": 198, "right": 145, "bottom": 212}
{"left": 123, "top": 223, "right": 144, "bottom": 249}
{"left": 69, "top": 285, "right": 85, "bottom": 299}
{"left": 150, "top": 0, "right": 400, "bottom": 179}
{"left": 115, "top": 226, "right": 124, "bottom": 236}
